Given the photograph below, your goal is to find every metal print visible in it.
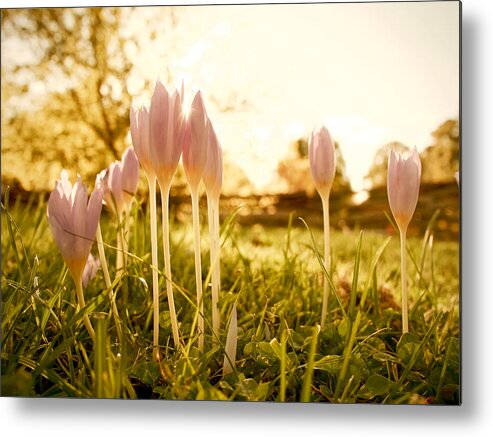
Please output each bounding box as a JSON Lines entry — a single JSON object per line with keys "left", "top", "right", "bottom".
{"left": 1, "top": 1, "right": 460, "bottom": 403}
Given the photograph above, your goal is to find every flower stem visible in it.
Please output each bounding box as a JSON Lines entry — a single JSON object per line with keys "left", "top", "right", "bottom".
{"left": 75, "top": 277, "right": 95, "bottom": 341}
{"left": 96, "top": 224, "right": 121, "bottom": 343}
{"left": 321, "top": 196, "right": 331, "bottom": 327}
{"left": 96, "top": 224, "right": 112, "bottom": 289}
{"left": 191, "top": 189, "right": 204, "bottom": 352}
{"left": 124, "top": 206, "right": 131, "bottom": 268}
{"left": 400, "top": 229, "right": 409, "bottom": 334}
{"left": 148, "top": 177, "right": 160, "bottom": 361}
{"left": 93, "top": 312, "right": 107, "bottom": 398}
{"left": 116, "top": 217, "right": 123, "bottom": 277}
{"left": 160, "top": 183, "right": 180, "bottom": 348}
{"left": 207, "top": 194, "right": 220, "bottom": 345}
{"left": 213, "top": 199, "right": 221, "bottom": 341}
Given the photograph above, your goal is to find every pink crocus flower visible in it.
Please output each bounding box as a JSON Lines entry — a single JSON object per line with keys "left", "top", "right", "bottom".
{"left": 149, "top": 80, "right": 185, "bottom": 188}
{"left": 182, "top": 90, "right": 208, "bottom": 191}
{"left": 203, "top": 118, "right": 223, "bottom": 344}
{"left": 121, "top": 146, "right": 140, "bottom": 208}
{"left": 387, "top": 146, "right": 421, "bottom": 335}
{"left": 146, "top": 79, "right": 188, "bottom": 349}
{"left": 97, "top": 146, "right": 140, "bottom": 216}
{"left": 387, "top": 146, "right": 421, "bottom": 232}
{"left": 203, "top": 118, "right": 223, "bottom": 202}
{"left": 308, "top": 125, "right": 336, "bottom": 328}
{"left": 47, "top": 170, "right": 103, "bottom": 285}
{"left": 182, "top": 90, "right": 209, "bottom": 352}
{"left": 130, "top": 103, "right": 155, "bottom": 181}
{"left": 308, "top": 126, "right": 336, "bottom": 199}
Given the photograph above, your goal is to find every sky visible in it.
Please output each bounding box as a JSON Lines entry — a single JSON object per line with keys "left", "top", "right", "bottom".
{"left": 153, "top": 2, "right": 460, "bottom": 192}
{"left": 3, "top": 1, "right": 460, "bottom": 193}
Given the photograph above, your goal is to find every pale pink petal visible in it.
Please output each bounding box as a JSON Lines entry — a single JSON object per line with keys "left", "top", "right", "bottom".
{"left": 131, "top": 103, "right": 155, "bottom": 179}
{"left": 82, "top": 253, "right": 100, "bottom": 288}
{"left": 86, "top": 185, "right": 103, "bottom": 245}
{"left": 109, "top": 162, "right": 124, "bottom": 214}
{"left": 121, "top": 146, "right": 140, "bottom": 204}
{"left": 71, "top": 176, "right": 88, "bottom": 237}
{"left": 308, "top": 126, "right": 336, "bottom": 198}
{"left": 149, "top": 81, "right": 182, "bottom": 187}
{"left": 387, "top": 148, "right": 398, "bottom": 215}
{"left": 203, "top": 119, "right": 223, "bottom": 200}
{"left": 59, "top": 169, "right": 72, "bottom": 199}
{"left": 150, "top": 80, "right": 180, "bottom": 186}
{"left": 183, "top": 91, "right": 208, "bottom": 189}
{"left": 47, "top": 189, "right": 73, "bottom": 261}
{"left": 171, "top": 90, "right": 184, "bottom": 166}
{"left": 387, "top": 147, "right": 421, "bottom": 231}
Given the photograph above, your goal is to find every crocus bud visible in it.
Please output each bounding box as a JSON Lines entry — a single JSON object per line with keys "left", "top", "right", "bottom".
{"left": 100, "top": 161, "right": 124, "bottom": 215}
{"left": 47, "top": 170, "right": 103, "bottom": 284}
{"left": 82, "top": 253, "right": 101, "bottom": 288}
{"left": 183, "top": 91, "right": 208, "bottom": 191}
{"left": 202, "top": 118, "right": 223, "bottom": 201}
{"left": 387, "top": 147, "right": 421, "bottom": 232}
{"left": 308, "top": 126, "right": 336, "bottom": 199}
{"left": 121, "top": 146, "right": 140, "bottom": 208}
{"left": 149, "top": 80, "right": 184, "bottom": 188}
{"left": 130, "top": 102, "right": 154, "bottom": 180}
{"left": 98, "top": 147, "right": 139, "bottom": 216}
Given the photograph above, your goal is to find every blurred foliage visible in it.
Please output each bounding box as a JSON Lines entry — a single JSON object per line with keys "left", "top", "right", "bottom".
{"left": 1, "top": 7, "right": 177, "bottom": 192}
{"left": 1, "top": 7, "right": 257, "bottom": 195}
{"left": 421, "top": 119, "right": 459, "bottom": 184}
{"left": 364, "top": 119, "right": 459, "bottom": 190}
{"left": 277, "top": 137, "right": 352, "bottom": 195}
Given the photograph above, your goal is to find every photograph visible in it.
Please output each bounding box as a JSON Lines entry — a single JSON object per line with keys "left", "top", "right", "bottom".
{"left": 1, "top": 1, "right": 460, "bottom": 404}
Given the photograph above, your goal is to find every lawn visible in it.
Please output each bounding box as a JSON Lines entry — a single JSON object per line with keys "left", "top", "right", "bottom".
{"left": 1, "top": 192, "right": 460, "bottom": 403}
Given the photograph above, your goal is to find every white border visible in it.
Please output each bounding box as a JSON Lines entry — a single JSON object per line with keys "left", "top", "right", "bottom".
{"left": 3, "top": 1, "right": 492, "bottom": 436}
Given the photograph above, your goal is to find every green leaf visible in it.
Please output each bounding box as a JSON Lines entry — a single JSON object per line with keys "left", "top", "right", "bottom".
{"left": 269, "top": 338, "right": 283, "bottom": 360}
{"left": 238, "top": 378, "right": 258, "bottom": 400}
{"left": 196, "top": 383, "right": 228, "bottom": 401}
{"left": 359, "top": 374, "right": 394, "bottom": 399}
{"left": 134, "top": 361, "right": 160, "bottom": 386}
{"left": 313, "top": 355, "right": 342, "bottom": 373}
{"left": 255, "top": 381, "right": 271, "bottom": 400}
{"left": 337, "top": 318, "right": 348, "bottom": 337}
{"left": 397, "top": 333, "right": 424, "bottom": 366}
{"left": 257, "top": 341, "right": 279, "bottom": 362}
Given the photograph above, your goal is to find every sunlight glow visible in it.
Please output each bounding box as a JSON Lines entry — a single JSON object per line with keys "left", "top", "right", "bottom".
{"left": 130, "top": 3, "right": 457, "bottom": 194}
{"left": 179, "top": 41, "right": 211, "bottom": 69}
{"left": 324, "top": 115, "right": 390, "bottom": 191}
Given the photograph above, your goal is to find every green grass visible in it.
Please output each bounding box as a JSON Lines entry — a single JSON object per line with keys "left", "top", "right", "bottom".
{"left": 1, "top": 192, "right": 460, "bottom": 403}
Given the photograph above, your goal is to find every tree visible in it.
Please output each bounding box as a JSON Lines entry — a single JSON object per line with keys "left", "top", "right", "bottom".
{"left": 1, "top": 7, "right": 179, "bottom": 192}
{"left": 1, "top": 87, "right": 115, "bottom": 192}
{"left": 421, "top": 119, "right": 459, "bottom": 184}
{"left": 1, "top": 7, "right": 255, "bottom": 194}
{"left": 2, "top": 8, "right": 141, "bottom": 157}
{"left": 277, "top": 137, "right": 352, "bottom": 195}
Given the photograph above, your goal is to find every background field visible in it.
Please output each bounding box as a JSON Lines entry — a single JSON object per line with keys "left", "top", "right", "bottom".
{"left": 1, "top": 193, "right": 460, "bottom": 402}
